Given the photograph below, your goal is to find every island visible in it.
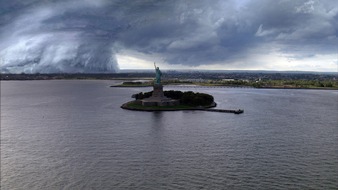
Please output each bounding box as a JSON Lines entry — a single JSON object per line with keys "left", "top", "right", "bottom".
{"left": 121, "top": 90, "right": 217, "bottom": 111}
{"left": 120, "top": 63, "right": 243, "bottom": 114}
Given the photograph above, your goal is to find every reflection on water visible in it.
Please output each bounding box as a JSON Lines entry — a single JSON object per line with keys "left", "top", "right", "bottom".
{"left": 1, "top": 80, "right": 338, "bottom": 189}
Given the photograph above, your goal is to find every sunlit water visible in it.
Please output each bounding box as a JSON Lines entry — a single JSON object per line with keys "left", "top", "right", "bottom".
{"left": 1, "top": 80, "right": 338, "bottom": 189}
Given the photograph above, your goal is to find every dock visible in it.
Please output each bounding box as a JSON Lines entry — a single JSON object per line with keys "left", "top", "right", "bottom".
{"left": 203, "top": 108, "right": 244, "bottom": 114}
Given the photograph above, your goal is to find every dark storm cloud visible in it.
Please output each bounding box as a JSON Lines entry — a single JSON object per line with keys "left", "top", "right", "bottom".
{"left": 250, "top": 1, "right": 338, "bottom": 48}
{"left": 0, "top": 0, "right": 337, "bottom": 73}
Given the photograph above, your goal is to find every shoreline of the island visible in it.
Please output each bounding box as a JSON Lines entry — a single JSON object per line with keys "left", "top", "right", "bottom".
{"left": 121, "top": 101, "right": 244, "bottom": 114}
{"left": 121, "top": 101, "right": 217, "bottom": 112}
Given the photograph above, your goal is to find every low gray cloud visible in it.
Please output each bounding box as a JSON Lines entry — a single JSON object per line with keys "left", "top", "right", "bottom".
{"left": 0, "top": 0, "right": 337, "bottom": 73}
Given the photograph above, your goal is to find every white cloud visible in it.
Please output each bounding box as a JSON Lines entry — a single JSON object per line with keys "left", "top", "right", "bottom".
{"left": 295, "top": 0, "right": 315, "bottom": 14}
{"left": 255, "top": 24, "right": 275, "bottom": 37}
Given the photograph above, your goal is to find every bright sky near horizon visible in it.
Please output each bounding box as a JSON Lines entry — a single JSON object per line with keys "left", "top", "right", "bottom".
{"left": 0, "top": 0, "right": 337, "bottom": 73}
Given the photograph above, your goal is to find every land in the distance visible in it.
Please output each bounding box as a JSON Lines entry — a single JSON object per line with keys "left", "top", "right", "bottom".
{"left": 1, "top": 70, "right": 337, "bottom": 89}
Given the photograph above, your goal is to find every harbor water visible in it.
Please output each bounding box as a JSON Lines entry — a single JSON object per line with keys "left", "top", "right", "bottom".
{"left": 1, "top": 80, "right": 337, "bottom": 189}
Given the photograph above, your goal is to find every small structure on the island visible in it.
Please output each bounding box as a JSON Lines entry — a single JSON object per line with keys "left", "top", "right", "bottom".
{"left": 140, "top": 63, "right": 180, "bottom": 106}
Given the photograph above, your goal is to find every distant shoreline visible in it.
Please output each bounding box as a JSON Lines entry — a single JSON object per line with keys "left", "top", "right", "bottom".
{"left": 1, "top": 73, "right": 337, "bottom": 90}
{"left": 1, "top": 79, "right": 337, "bottom": 90}
{"left": 111, "top": 84, "right": 338, "bottom": 90}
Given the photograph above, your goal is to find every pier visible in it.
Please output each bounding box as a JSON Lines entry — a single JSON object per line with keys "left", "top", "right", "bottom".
{"left": 203, "top": 108, "right": 244, "bottom": 114}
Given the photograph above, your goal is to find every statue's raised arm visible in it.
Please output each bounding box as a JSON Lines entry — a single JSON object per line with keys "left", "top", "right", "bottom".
{"left": 154, "top": 62, "right": 162, "bottom": 85}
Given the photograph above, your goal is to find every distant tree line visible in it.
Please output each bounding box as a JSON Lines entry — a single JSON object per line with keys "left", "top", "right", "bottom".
{"left": 2, "top": 72, "right": 337, "bottom": 82}
{"left": 208, "top": 79, "right": 338, "bottom": 88}
{"left": 253, "top": 79, "right": 337, "bottom": 88}
{"left": 133, "top": 90, "right": 214, "bottom": 106}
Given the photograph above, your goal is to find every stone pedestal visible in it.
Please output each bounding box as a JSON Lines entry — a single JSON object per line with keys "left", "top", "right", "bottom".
{"left": 152, "top": 84, "right": 165, "bottom": 98}
{"left": 141, "top": 84, "right": 180, "bottom": 106}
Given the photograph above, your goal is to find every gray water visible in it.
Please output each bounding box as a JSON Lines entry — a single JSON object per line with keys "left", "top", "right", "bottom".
{"left": 1, "top": 80, "right": 338, "bottom": 190}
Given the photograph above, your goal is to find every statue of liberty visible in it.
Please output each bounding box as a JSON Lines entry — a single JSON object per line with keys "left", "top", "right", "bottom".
{"left": 154, "top": 62, "right": 162, "bottom": 84}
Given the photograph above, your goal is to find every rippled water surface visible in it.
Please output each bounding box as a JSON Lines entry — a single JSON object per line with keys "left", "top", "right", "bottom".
{"left": 1, "top": 80, "right": 338, "bottom": 189}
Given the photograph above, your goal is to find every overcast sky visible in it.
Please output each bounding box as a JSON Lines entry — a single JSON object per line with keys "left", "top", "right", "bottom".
{"left": 0, "top": 0, "right": 337, "bottom": 73}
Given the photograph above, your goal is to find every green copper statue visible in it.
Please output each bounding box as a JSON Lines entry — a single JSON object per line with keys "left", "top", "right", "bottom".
{"left": 154, "top": 62, "right": 162, "bottom": 84}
